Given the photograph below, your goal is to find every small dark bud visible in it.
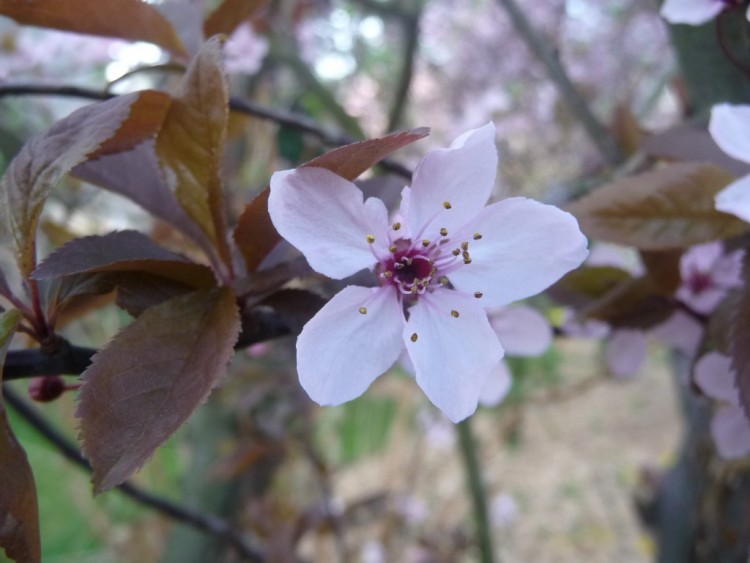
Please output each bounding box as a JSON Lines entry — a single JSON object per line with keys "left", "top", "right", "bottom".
{"left": 28, "top": 376, "right": 67, "bottom": 402}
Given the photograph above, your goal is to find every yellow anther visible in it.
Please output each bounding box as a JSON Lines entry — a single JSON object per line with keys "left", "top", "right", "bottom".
{"left": 389, "top": 244, "right": 397, "bottom": 253}
{"left": 451, "top": 310, "right": 460, "bottom": 318}
{"left": 440, "top": 227, "right": 448, "bottom": 237}
{"left": 359, "top": 307, "right": 367, "bottom": 315}
{"left": 430, "top": 267, "right": 437, "bottom": 275}
{"left": 462, "top": 250, "right": 471, "bottom": 260}
{"left": 464, "top": 258, "right": 472, "bottom": 265}
{"left": 439, "top": 276, "right": 450, "bottom": 286}
{"left": 393, "top": 222, "right": 401, "bottom": 230}
{"left": 366, "top": 234, "right": 375, "bottom": 244}
{"left": 443, "top": 201, "right": 452, "bottom": 209}
{"left": 410, "top": 333, "right": 418, "bottom": 342}
{"left": 473, "top": 232, "right": 483, "bottom": 240}
{"left": 422, "top": 239, "right": 430, "bottom": 247}
{"left": 452, "top": 248, "right": 461, "bottom": 256}
{"left": 383, "top": 271, "right": 393, "bottom": 278}
{"left": 474, "top": 291, "right": 483, "bottom": 298}
{"left": 461, "top": 241, "right": 469, "bottom": 251}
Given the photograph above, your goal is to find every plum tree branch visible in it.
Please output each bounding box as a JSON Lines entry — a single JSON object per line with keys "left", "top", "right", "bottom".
{"left": 2, "top": 385, "right": 266, "bottom": 562}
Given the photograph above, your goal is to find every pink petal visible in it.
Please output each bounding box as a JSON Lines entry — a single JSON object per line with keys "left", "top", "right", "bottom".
{"left": 694, "top": 351, "right": 739, "bottom": 404}
{"left": 711, "top": 405, "right": 750, "bottom": 459}
{"left": 478, "top": 360, "right": 512, "bottom": 407}
{"left": 650, "top": 310, "right": 703, "bottom": 357}
{"left": 660, "top": 0, "right": 724, "bottom": 25}
{"left": 490, "top": 305, "right": 552, "bottom": 356}
{"left": 407, "top": 123, "right": 498, "bottom": 237}
{"left": 269, "top": 167, "right": 389, "bottom": 279}
{"left": 709, "top": 104, "right": 750, "bottom": 164}
{"left": 448, "top": 197, "right": 589, "bottom": 308}
{"left": 713, "top": 249, "right": 743, "bottom": 288}
{"left": 606, "top": 329, "right": 647, "bottom": 377}
{"left": 676, "top": 285, "right": 727, "bottom": 315}
{"left": 297, "top": 285, "right": 404, "bottom": 405}
{"left": 404, "top": 290, "right": 504, "bottom": 422}
{"left": 715, "top": 174, "right": 750, "bottom": 223}
{"left": 680, "top": 241, "right": 723, "bottom": 275}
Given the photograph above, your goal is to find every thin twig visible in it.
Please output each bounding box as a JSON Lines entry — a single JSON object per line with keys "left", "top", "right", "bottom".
{"left": 493, "top": 0, "right": 623, "bottom": 166}
{"left": 387, "top": 7, "right": 421, "bottom": 132}
{"left": 0, "top": 83, "right": 414, "bottom": 179}
{"left": 456, "top": 417, "right": 496, "bottom": 563}
{"left": 2, "top": 385, "right": 266, "bottom": 561}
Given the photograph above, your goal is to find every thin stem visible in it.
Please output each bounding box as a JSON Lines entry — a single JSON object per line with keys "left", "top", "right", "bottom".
{"left": 456, "top": 417, "right": 496, "bottom": 563}
{"left": 387, "top": 7, "right": 421, "bottom": 132}
{"left": 2, "top": 385, "right": 265, "bottom": 562}
{"left": 494, "top": 0, "right": 623, "bottom": 166}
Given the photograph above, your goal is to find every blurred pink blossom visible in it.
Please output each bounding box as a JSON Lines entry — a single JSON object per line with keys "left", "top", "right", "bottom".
{"left": 269, "top": 123, "right": 588, "bottom": 422}
{"left": 711, "top": 104, "right": 750, "bottom": 222}
{"left": 694, "top": 352, "right": 750, "bottom": 459}
{"left": 224, "top": 22, "right": 268, "bottom": 76}
{"left": 660, "top": 0, "right": 745, "bottom": 25}
{"left": 675, "top": 241, "right": 743, "bottom": 314}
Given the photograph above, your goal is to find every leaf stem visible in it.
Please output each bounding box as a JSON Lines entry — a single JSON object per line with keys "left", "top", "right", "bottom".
{"left": 456, "top": 416, "right": 497, "bottom": 563}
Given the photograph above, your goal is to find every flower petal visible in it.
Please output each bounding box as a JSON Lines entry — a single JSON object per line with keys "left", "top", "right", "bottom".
{"left": 711, "top": 405, "right": 750, "bottom": 459}
{"left": 694, "top": 351, "right": 739, "bottom": 404}
{"left": 448, "top": 197, "right": 589, "bottom": 308}
{"left": 606, "top": 329, "right": 647, "bottom": 377}
{"left": 715, "top": 174, "right": 750, "bottom": 223}
{"left": 660, "top": 0, "right": 724, "bottom": 25}
{"left": 650, "top": 310, "right": 703, "bottom": 357}
{"left": 709, "top": 104, "right": 750, "bottom": 164}
{"left": 297, "top": 285, "right": 403, "bottom": 405}
{"left": 407, "top": 123, "right": 498, "bottom": 236}
{"left": 269, "top": 167, "right": 389, "bottom": 279}
{"left": 404, "top": 290, "right": 504, "bottom": 422}
{"left": 478, "top": 360, "right": 512, "bottom": 407}
{"left": 490, "top": 305, "right": 552, "bottom": 356}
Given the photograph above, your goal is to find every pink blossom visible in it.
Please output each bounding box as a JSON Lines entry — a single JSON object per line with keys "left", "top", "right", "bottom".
{"left": 675, "top": 241, "right": 742, "bottom": 314}
{"left": 711, "top": 104, "right": 750, "bottom": 221}
{"left": 224, "top": 23, "right": 268, "bottom": 76}
{"left": 269, "top": 124, "right": 589, "bottom": 422}
{"left": 660, "top": 0, "right": 746, "bottom": 25}
{"left": 694, "top": 352, "right": 750, "bottom": 459}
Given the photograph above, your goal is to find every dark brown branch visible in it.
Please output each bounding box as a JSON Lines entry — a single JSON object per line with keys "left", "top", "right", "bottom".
{"left": 387, "top": 7, "right": 421, "bottom": 131}
{"left": 493, "top": 0, "right": 624, "bottom": 166}
{"left": 2, "top": 385, "right": 265, "bottom": 562}
{"left": 0, "top": 84, "right": 414, "bottom": 179}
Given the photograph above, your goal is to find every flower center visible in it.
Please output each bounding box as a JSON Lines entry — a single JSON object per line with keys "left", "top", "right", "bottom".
{"left": 687, "top": 267, "right": 714, "bottom": 294}
{"left": 378, "top": 239, "right": 437, "bottom": 295}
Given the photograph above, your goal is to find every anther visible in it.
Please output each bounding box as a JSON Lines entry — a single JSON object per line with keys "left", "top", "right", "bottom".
{"left": 440, "top": 227, "right": 448, "bottom": 237}
{"left": 462, "top": 250, "right": 471, "bottom": 261}
{"left": 394, "top": 263, "right": 405, "bottom": 270}
{"left": 464, "top": 258, "right": 472, "bottom": 265}
{"left": 430, "top": 267, "right": 437, "bottom": 275}
{"left": 473, "top": 232, "right": 482, "bottom": 240}
{"left": 410, "top": 333, "right": 418, "bottom": 342}
{"left": 443, "top": 201, "right": 452, "bottom": 209}
{"left": 359, "top": 307, "right": 368, "bottom": 315}
{"left": 389, "top": 244, "right": 397, "bottom": 253}
{"left": 383, "top": 271, "right": 393, "bottom": 278}
{"left": 461, "top": 241, "right": 469, "bottom": 251}
{"left": 452, "top": 248, "right": 461, "bottom": 256}
{"left": 393, "top": 222, "right": 401, "bottom": 230}
{"left": 451, "top": 310, "right": 460, "bottom": 318}
{"left": 474, "top": 291, "right": 483, "bottom": 298}
{"left": 439, "top": 276, "right": 450, "bottom": 286}
{"left": 422, "top": 239, "right": 430, "bottom": 247}
{"left": 366, "top": 234, "right": 375, "bottom": 244}
{"left": 405, "top": 257, "right": 413, "bottom": 265}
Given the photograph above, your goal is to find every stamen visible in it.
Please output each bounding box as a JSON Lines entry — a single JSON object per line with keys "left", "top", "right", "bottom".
{"left": 366, "top": 234, "right": 375, "bottom": 244}
{"left": 473, "top": 232, "right": 482, "bottom": 240}
{"left": 394, "top": 263, "right": 405, "bottom": 270}
{"left": 359, "top": 307, "right": 368, "bottom": 315}
{"left": 439, "top": 276, "right": 450, "bottom": 286}
{"left": 405, "top": 257, "right": 413, "bottom": 265}
{"left": 422, "top": 239, "right": 430, "bottom": 247}
{"left": 443, "top": 201, "right": 452, "bottom": 209}
{"left": 383, "top": 271, "right": 393, "bottom": 279}
{"left": 393, "top": 222, "right": 401, "bottom": 231}
{"left": 389, "top": 244, "right": 397, "bottom": 253}
{"left": 461, "top": 241, "right": 469, "bottom": 251}
{"left": 410, "top": 333, "right": 418, "bottom": 342}
{"left": 464, "top": 258, "right": 472, "bottom": 265}
{"left": 440, "top": 227, "right": 448, "bottom": 236}
{"left": 474, "top": 291, "right": 483, "bottom": 298}
{"left": 462, "top": 250, "right": 471, "bottom": 261}
{"left": 452, "top": 248, "right": 461, "bottom": 256}
{"left": 451, "top": 310, "right": 460, "bottom": 318}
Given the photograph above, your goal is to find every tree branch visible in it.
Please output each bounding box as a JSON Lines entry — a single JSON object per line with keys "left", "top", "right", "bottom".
{"left": 2, "top": 385, "right": 265, "bottom": 561}
{"left": 494, "top": 0, "right": 624, "bottom": 166}
{"left": 387, "top": 7, "right": 421, "bottom": 132}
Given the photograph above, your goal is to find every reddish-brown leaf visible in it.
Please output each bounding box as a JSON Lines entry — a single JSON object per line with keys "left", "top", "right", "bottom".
{"left": 610, "top": 104, "right": 643, "bottom": 158}
{"left": 0, "top": 91, "right": 169, "bottom": 278}
{"left": 32, "top": 231, "right": 216, "bottom": 288}
{"left": 731, "top": 254, "right": 750, "bottom": 419}
{"left": 156, "top": 37, "right": 232, "bottom": 269}
{"left": 234, "top": 127, "right": 430, "bottom": 272}
{"left": 639, "top": 249, "right": 683, "bottom": 295}
{"left": 204, "top": 0, "right": 269, "bottom": 37}
{"left": 547, "top": 266, "right": 633, "bottom": 309}
{"left": 77, "top": 287, "right": 240, "bottom": 493}
{"left": 0, "top": 310, "right": 41, "bottom": 563}
{"left": 583, "top": 277, "right": 676, "bottom": 329}
{"left": 567, "top": 163, "right": 747, "bottom": 250}
{"left": 0, "top": 0, "right": 186, "bottom": 57}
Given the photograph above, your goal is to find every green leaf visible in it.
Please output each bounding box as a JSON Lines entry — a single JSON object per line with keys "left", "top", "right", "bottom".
{"left": 0, "top": 91, "right": 171, "bottom": 278}
{"left": 234, "top": 127, "right": 430, "bottom": 273}
{"left": 156, "top": 37, "right": 232, "bottom": 270}
{"left": 567, "top": 163, "right": 747, "bottom": 250}
{"left": 77, "top": 287, "right": 240, "bottom": 493}
{"left": 0, "top": 0, "right": 187, "bottom": 57}
{"left": 0, "top": 309, "right": 41, "bottom": 563}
